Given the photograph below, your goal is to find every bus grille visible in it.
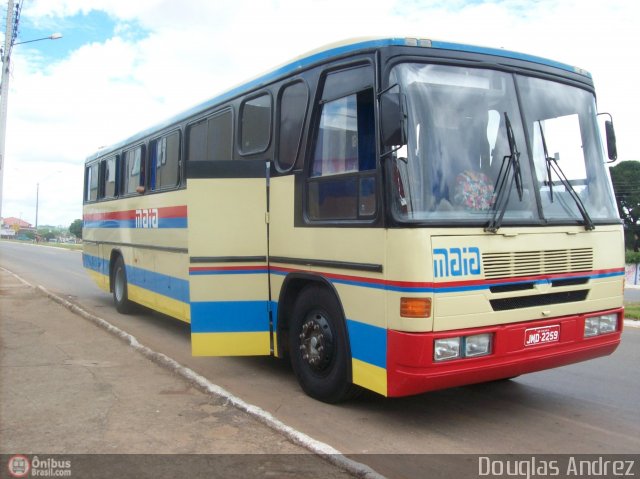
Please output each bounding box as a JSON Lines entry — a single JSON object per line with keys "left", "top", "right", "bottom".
{"left": 490, "top": 290, "right": 589, "bottom": 311}
{"left": 482, "top": 248, "right": 593, "bottom": 279}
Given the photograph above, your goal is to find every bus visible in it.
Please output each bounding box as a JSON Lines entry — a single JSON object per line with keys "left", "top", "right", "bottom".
{"left": 83, "top": 37, "right": 624, "bottom": 403}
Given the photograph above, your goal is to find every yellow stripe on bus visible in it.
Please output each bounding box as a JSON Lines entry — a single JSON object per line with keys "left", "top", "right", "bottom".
{"left": 352, "top": 358, "right": 387, "bottom": 396}
{"left": 191, "top": 332, "right": 271, "bottom": 356}
{"left": 87, "top": 270, "right": 110, "bottom": 293}
{"left": 127, "top": 284, "right": 190, "bottom": 323}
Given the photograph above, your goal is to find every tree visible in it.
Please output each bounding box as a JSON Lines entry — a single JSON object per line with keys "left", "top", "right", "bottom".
{"left": 69, "top": 219, "right": 83, "bottom": 239}
{"left": 609, "top": 160, "right": 640, "bottom": 249}
{"left": 37, "top": 229, "right": 56, "bottom": 242}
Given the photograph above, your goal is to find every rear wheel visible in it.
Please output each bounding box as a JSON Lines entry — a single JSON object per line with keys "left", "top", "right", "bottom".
{"left": 289, "top": 285, "right": 357, "bottom": 403}
{"left": 112, "top": 256, "right": 135, "bottom": 314}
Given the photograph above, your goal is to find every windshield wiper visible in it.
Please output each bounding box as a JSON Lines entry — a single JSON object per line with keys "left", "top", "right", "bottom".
{"left": 486, "top": 112, "right": 524, "bottom": 233}
{"left": 536, "top": 121, "right": 594, "bottom": 231}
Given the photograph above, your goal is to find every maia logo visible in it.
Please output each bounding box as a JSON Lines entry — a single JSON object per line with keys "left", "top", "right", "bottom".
{"left": 433, "top": 247, "right": 481, "bottom": 279}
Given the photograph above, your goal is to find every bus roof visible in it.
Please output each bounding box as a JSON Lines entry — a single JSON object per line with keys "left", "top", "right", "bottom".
{"left": 86, "top": 37, "right": 590, "bottom": 162}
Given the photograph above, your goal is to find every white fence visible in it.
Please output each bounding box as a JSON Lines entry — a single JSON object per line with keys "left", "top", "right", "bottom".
{"left": 626, "top": 264, "right": 640, "bottom": 286}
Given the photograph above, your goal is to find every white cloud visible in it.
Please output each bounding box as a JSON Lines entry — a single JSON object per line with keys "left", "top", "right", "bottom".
{"left": 3, "top": 0, "right": 638, "bottom": 226}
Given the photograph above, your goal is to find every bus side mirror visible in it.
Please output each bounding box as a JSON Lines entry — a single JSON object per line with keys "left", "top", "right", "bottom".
{"left": 605, "top": 120, "right": 617, "bottom": 162}
{"left": 380, "top": 86, "right": 406, "bottom": 147}
{"left": 598, "top": 112, "right": 617, "bottom": 163}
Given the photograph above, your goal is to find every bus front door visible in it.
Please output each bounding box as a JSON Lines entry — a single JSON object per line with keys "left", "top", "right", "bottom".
{"left": 187, "top": 161, "right": 271, "bottom": 356}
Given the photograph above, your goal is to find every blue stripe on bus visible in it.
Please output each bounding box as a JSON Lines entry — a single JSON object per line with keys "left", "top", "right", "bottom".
{"left": 82, "top": 253, "right": 189, "bottom": 303}
{"left": 190, "top": 301, "right": 272, "bottom": 333}
{"left": 83, "top": 217, "right": 188, "bottom": 229}
{"left": 83, "top": 252, "right": 109, "bottom": 276}
{"left": 126, "top": 265, "right": 190, "bottom": 303}
{"left": 202, "top": 266, "right": 625, "bottom": 294}
{"left": 347, "top": 319, "right": 387, "bottom": 369}
{"left": 430, "top": 40, "right": 583, "bottom": 75}
{"left": 85, "top": 254, "right": 624, "bottom": 313}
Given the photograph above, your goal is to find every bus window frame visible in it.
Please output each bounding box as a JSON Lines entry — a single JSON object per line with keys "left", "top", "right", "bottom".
{"left": 186, "top": 107, "right": 235, "bottom": 163}
{"left": 208, "top": 108, "right": 234, "bottom": 162}
{"left": 148, "top": 129, "right": 182, "bottom": 192}
{"left": 275, "top": 79, "right": 310, "bottom": 173}
{"left": 238, "top": 91, "right": 273, "bottom": 157}
{"left": 84, "top": 161, "right": 99, "bottom": 203}
{"left": 120, "top": 143, "right": 147, "bottom": 197}
{"left": 303, "top": 60, "right": 380, "bottom": 226}
{"left": 98, "top": 155, "right": 118, "bottom": 200}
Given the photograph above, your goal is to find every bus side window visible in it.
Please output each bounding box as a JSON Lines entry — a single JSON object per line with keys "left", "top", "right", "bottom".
{"left": 101, "top": 157, "right": 116, "bottom": 199}
{"left": 307, "top": 87, "right": 376, "bottom": 221}
{"left": 121, "top": 146, "right": 144, "bottom": 195}
{"left": 150, "top": 131, "right": 180, "bottom": 191}
{"left": 240, "top": 93, "right": 271, "bottom": 155}
{"left": 208, "top": 110, "right": 233, "bottom": 161}
{"left": 277, "top": 81, "right": 308, "bottom": 171}
{"left": 85, "top": 163, "right": 99, "bottom": 202}
{"left": 187, "top": 109, "right": 233, "bottom": 162}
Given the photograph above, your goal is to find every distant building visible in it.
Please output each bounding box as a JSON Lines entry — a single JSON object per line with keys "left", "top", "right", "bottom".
{"left": 2, "top": 217, "right": 32, "bottom": 229}
{"left": 1, "top": 217, "right": 33, "bottom": 239}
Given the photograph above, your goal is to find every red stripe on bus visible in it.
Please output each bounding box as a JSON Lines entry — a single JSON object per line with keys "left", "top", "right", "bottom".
{"left": 83, "top": 205, "right": 187, "bottom": 221}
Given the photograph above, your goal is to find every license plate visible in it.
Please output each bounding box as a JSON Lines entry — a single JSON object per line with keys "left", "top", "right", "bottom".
{"left": 524, "top": 325, "right": 560, "bottom": 347}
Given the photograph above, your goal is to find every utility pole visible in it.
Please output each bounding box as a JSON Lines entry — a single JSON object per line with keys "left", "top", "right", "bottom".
{"left": 0, "top": 0, "right": 16, "bottom": 221}
{"left": 0, "top": 2, "right": 59, "bottom": 224}
{"left": 34, "top": 181, "right": 38, "bottom": 230}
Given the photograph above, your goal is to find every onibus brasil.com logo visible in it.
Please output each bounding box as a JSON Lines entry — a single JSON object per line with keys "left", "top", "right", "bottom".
{"left": 7, "top": 455, "right": 71, "bottom": 477}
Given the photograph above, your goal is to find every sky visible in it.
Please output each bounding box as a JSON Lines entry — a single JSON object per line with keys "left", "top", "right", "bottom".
{"left": 1, "top": 0, "right": 638, "bottom": 228}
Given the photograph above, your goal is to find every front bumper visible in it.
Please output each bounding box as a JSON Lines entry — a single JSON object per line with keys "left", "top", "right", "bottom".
{"left": 386, "top": 308, "right": 623, "bottom": 397}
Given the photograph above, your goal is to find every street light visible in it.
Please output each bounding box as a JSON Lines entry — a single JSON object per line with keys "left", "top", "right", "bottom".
{"left": 13, "top": 32, "right": 63, "bottom": 46}
{"left": 0, "top": 0, "right": 62, "bottom": 222}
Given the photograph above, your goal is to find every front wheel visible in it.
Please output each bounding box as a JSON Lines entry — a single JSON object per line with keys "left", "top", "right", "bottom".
{"left": 112, "top": 256, "right": 135, "bottom": 314}
{"left": 289, "top": 285, "right": 357, "bottom": 403}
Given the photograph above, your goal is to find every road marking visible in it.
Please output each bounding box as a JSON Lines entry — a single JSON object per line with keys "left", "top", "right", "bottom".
{"left": 1, "top": 266, "right": 385, "bottom": 479}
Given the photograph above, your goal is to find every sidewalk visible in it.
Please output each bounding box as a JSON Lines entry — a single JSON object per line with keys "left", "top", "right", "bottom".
{"left": 0, "top": 269, "right": 357, "bottom": 478}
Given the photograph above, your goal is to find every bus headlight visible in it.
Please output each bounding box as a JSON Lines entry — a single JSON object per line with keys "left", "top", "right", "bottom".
{"left": 464, "top": 333, "right": 492, "bottom": 358}
{"left": 434, "top": 333, "right": 493, "bottom": 362}
{"left": 584, "top": 317, "right": 600, "bottom": 337}
{"left": 584, "top": 313, "right": 618, "bottom": 338}
{"left": 434, "top": 337, "right": 461, "bottom": 361}
{"left": 599, "top": 314, "right": 618, "bottom": 334}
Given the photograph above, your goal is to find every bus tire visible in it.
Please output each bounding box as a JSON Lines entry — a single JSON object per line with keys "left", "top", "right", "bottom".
{"left": 112, "top": 256, "right": 135, "bottom": 314}
{"left": 289, "top": 285, "right": 356, "bottom": 403}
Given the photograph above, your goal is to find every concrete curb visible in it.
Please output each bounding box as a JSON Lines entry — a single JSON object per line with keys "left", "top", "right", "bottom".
{"left": 1, "top": 267, "right": 384, "bottom": 479}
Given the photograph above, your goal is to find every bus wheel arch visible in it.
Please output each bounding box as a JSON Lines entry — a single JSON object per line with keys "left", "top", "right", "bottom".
{"left": 110, "top": 251, "right": 135, "bottom": 314}
{"left": 277, "top": 274, "right": 341, "bottom": 356}
{"left": 280, "top": 275, "right": 357, "bottom": 403}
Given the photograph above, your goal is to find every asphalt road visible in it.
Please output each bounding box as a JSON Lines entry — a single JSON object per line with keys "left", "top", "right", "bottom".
{"left": 625, "top": 287, "right": 640, "bottom": 303}
{"left": 1, "top": 241, "right": 639, "bottom": 477}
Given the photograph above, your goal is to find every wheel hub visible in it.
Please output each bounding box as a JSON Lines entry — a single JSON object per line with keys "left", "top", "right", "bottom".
{"left": 114, "top": 268, "right": 124, "bottom": 302}
{"left": 299, "top": 313, "right": 333, "bottom": 372}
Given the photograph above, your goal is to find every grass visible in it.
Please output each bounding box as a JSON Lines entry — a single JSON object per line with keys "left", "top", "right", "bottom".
{"left": 625, "top": 303, "right": 640, "bottom": 320}
{"left": 42, "top": 242, "right": 82, "bottom": 251}
{"left": 1, "top": 238, "right": 82, "bottom": 251}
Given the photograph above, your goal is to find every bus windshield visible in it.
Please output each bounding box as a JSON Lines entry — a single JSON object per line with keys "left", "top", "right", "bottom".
{"left": 388, "top": 63, "right": 619, "bottom": 226}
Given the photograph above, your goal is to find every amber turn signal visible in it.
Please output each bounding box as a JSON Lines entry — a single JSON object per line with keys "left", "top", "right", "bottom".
{"left": 400, "top": 297, "right": 432, "bottom": 318}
